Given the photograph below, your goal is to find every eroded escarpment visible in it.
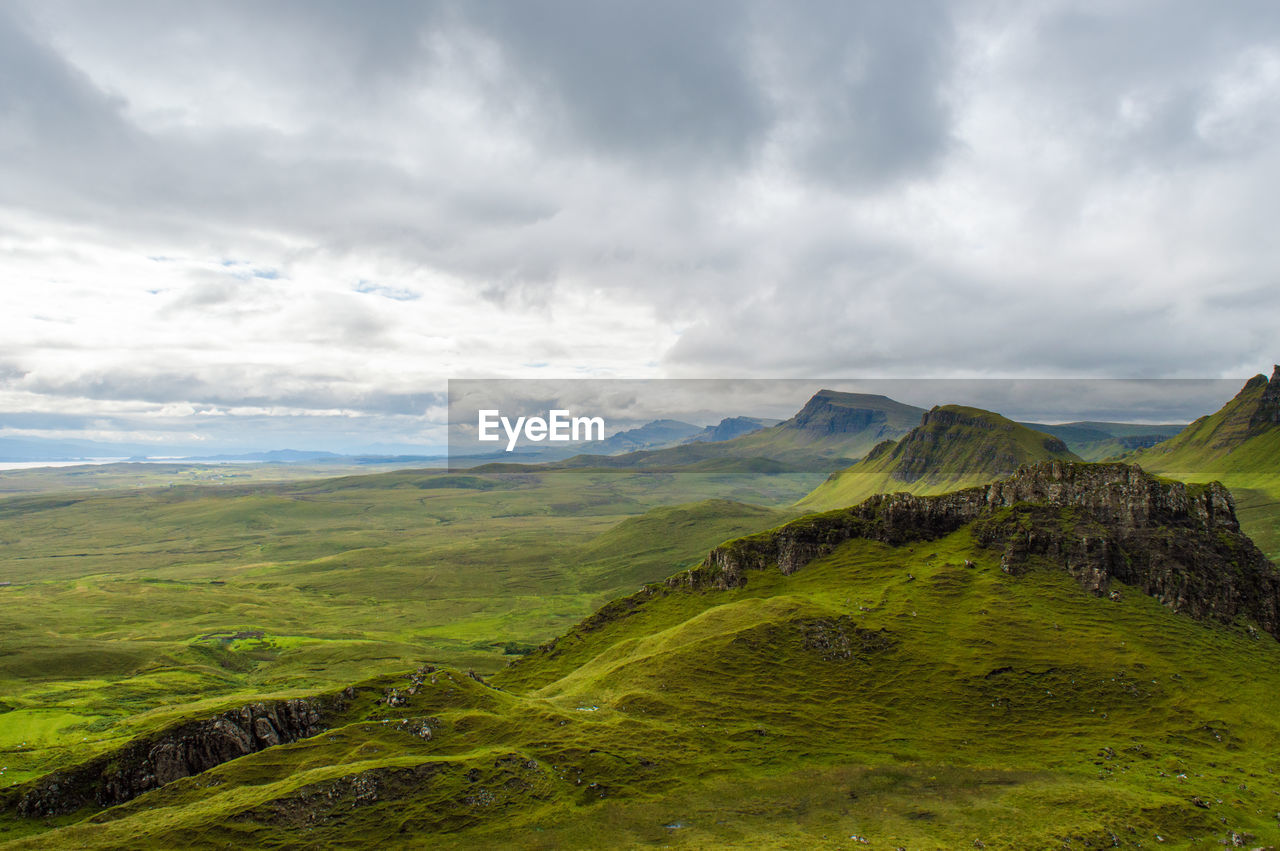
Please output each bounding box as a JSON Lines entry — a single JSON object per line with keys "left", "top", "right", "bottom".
{"left": 680, "top": 461, "right": 1280, "bottom": 637}
{"left": 1249, "top": 364, "right": 1280, "bottom": 430}
{"left": 12, "top": 693, "right": 353, "bottom": 818}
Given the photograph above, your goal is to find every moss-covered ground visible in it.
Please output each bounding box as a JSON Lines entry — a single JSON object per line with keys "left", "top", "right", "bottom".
{"left": 5, "top": 528, "right": 1278, "bottom": 848}
{"left": 0, "top": 466, "right": 809, "bottom": 791}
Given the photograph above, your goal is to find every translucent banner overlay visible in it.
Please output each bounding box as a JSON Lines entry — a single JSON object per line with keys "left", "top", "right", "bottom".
{"left": 446, "top": 377, "right": 1244, "bottom": 470}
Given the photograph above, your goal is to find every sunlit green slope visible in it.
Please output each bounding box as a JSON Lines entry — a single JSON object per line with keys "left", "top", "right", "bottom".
{"left": 1128, "top": 367, "right": 1280, "bottom": 561}
{"left": 1129, "top": 367, "right": 1280, "bottom": 477}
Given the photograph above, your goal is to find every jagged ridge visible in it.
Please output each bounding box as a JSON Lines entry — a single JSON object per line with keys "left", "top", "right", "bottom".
{"left": 13, "top": 692, "right": 354, "bottom": 818}
{"left": 1250, "top": 364, "right": 1280, "bottom": 429}
{"left": 687, "top": 461, "right": 1280, "bottom": 637}
{"left": 1133, "top": 366, "right": 1280, "bottom": 468}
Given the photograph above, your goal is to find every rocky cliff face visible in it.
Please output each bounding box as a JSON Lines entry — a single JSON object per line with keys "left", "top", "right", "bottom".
{"left": 1249, "top": 365, "right": 1280, "bottom": 430}
{"left": 15, "top": 694, "right": 350, "bottom": 818}
{"left": 700, "top": 416, "right": 773, "bottom": 442}
{"left": 791, "top": 395, "right": 891, "bottom": 436}
{"left": 681, "top": 461, "right": 1280, "bottom": 637}
{"left": 782, "top": 390, "right": 924, "bottom": 441}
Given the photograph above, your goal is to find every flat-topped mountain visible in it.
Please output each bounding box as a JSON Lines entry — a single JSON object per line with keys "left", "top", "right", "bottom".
{"left": 799, "top": 405, "right": 1079, "bottom": 510}
{"left": 781, "top": 389, "right": 923, "bottom": 440}
{"left": 548, "top": 389, "right": 925, "bottom": 471}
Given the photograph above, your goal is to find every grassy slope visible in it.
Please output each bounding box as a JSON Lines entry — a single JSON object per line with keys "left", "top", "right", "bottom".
{"left": 1127, "top": 375, "right": 1269, "bottom": 473}
{"left": 572, "top": 499, "right": 787, "bottom": 592}
{"left": 9, "top": 528, "right": 1279, "bottom": 849}
{"left": 798, "top": 406, "right": 1079, "bottom": 512}
{"left": 1126, "top": 374, "right": 1280, "bottom": 561}
{"left": 0, "top": 468, "right": 813, "bottom": 789}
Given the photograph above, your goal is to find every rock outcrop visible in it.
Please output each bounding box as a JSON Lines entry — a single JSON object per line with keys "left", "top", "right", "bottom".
{"left": 680, "top": 461, "right": 1280, "bottom": 637}
{"left": 1249, "top": 364, "right": 1280, "bottom": 430}
{"left": 15, "top": 694, "right": 351, "bottom": 818}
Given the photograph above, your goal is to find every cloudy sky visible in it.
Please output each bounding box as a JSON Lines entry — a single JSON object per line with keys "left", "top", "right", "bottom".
{"left": 3, "top": 1, "right": 1278, "bottom": 452}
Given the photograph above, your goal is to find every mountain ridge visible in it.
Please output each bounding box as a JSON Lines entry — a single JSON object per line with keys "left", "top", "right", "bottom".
{"left": 500, "top": 460, "right": 1280, "bottom": 696}
{"left": 1019, "top": 420, "right": 1186, "bottom": 460}
{"left": 705, "top": 461, "right": 1277, "bottom": 634}
{"left": 1128, "top": 366, "right": 1280, "bottom": 475}
{"left": 537, "top": 389, "right": 926, "bottom": 472}
{"left": 799, "top": 405, "right": 1080, "bottom": 510}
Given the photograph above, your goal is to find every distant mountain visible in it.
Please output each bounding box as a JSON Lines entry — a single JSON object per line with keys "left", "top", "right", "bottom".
{"left": 0, "top": 437, "right": 192, "bottom": 462}
{"left": 774, "top": 389, "right": 924, "bottom": 444}
{"left": 1128, "top": 365, "right": 1280, "bottom": 476}
{"left": 1019, "top": 420, "right": 1186, "bottom": 461}
{"left": 799, "top": 405, "right": 1079, "bottom": 510}
{"left": 680, "top": 415, "right": 780, "bottom": 444}
{"left": 545, "top": 390, "right": 925, "bottom": 472}
{"left": 449, "top": 418, "right": 756, "bottom": 467}
{"left": 592, "top": 419, "right": 705, "bottom": 453}
{"left": 187, "top": 449, "right": 346, "bottom": 463}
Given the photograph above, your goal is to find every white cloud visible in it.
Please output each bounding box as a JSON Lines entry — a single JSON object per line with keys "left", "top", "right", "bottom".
{"left": 1, "top": 1, "right": 1278, "bottom": 449}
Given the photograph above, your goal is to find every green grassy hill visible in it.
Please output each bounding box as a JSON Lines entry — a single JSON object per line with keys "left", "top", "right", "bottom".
{"left": 798, "top": 405, "right": 1079, "bottom": 511}
{"left": 1128, "top": 367, "right": 1280, "bottom": 476}
{"left": 572, "top": 498, "right": 789, "bottom": 592}
{"left": 1128, "top": 367, "right": 1280, "bottom": 561}
{"left": 548, "top": 390, "right": 925, "bottom": 472}
{"left": 6, "top": 462, "right": 1278, "bottom": 849}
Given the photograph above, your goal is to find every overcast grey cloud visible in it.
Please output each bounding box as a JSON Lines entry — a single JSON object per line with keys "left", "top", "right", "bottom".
{"left": 2, "top": 1, "right": 1278, "bottom": 451}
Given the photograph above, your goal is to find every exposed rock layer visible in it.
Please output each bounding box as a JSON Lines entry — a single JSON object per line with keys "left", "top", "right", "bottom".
{"left": 680, "top": 461, "right": 1280, "bottom": 637}
{"left": 1251, "top": 365, "right": 1280, "bottom": 430}
{"left": 15, "top": 694, "right": 350, "bottom": 818}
